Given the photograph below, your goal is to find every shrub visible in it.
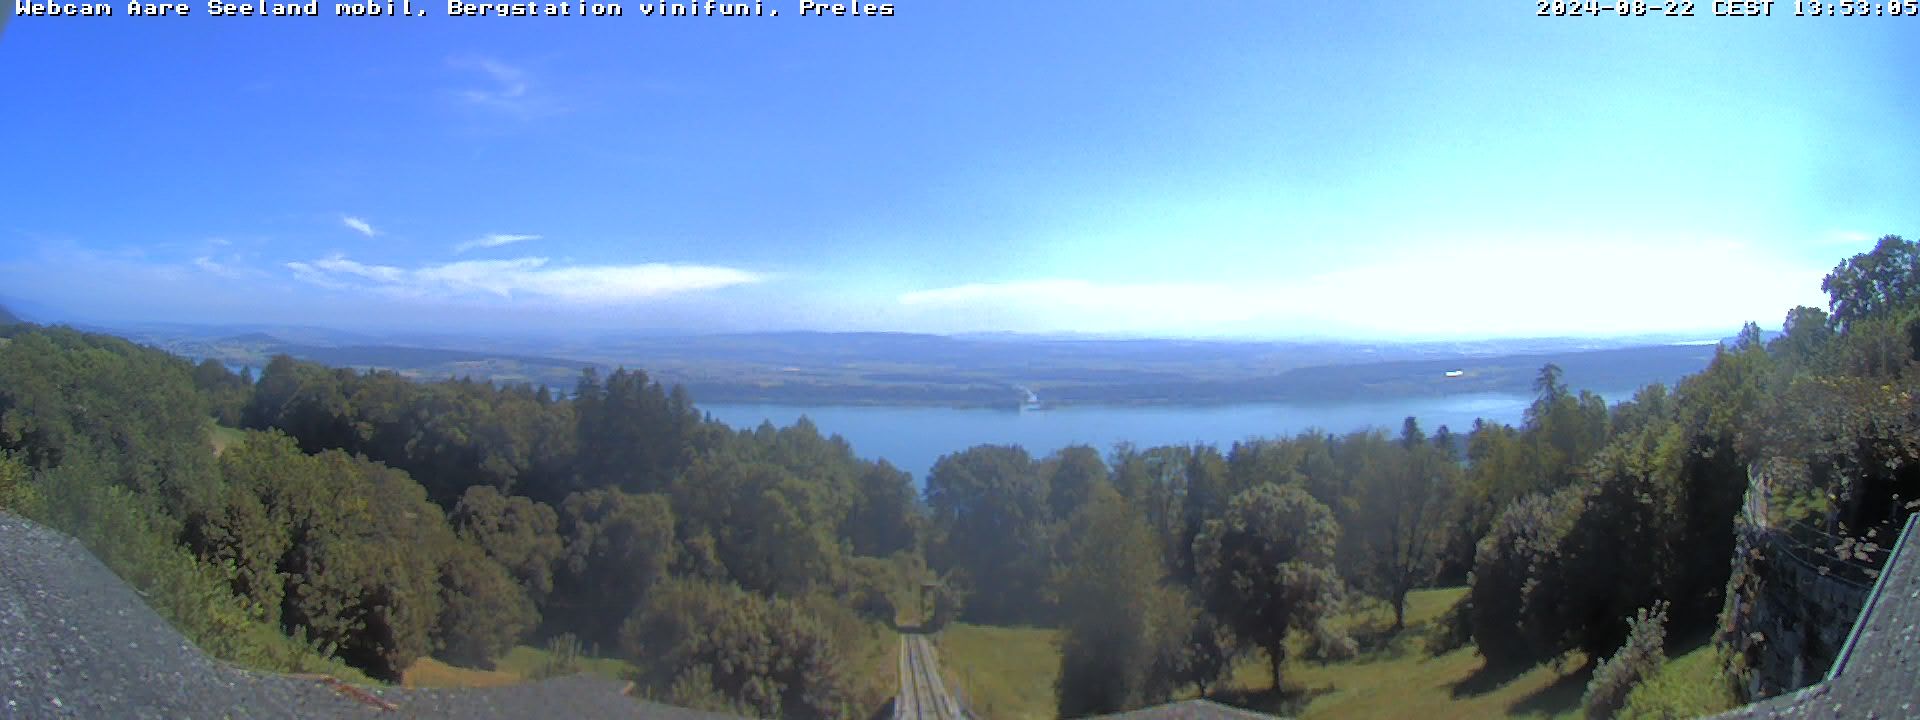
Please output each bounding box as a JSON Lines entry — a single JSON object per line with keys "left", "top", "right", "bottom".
{"left": 1583, "top": 601, "right": 1669, "bottom": 720}
{"left": 620, "top": 579, "right": 855, "bottom": 720}
{"left": 531, "top": 633, "right": 584, "bottom": 679}
{"left": 26, "top": 461, "right": 272, "bottom": 669}
{"left": 1617, "top": 643, "right": 1741, "bottom": 720}
{"left": 833, "top": 556, "right": 899, "bottom": 623}
{"left": 795, "top": 590, "right": 897, "bottom": 715}
{"left": 1304, "top": 619, "right": 1359, "bottom": 662}
{"left": 0, "top": 451, "right": 37, "bottom": 515}
{"left": 1425, "top": 595, "right": 1474, "bottom": 657}
{"left": 926, "top": 574, "right": 967, "bottom": 632}
{"left": 662, "top": 665, "right": 754, "bottom": 716}
{"left": 433, "top": 543, "right": 537, "bottom": 669}
{"left": 1470, "top": 488, "right": 1584, "bottom": 667}
{"left": 1161, "top": 603, "right": 1236, "bottom": 697}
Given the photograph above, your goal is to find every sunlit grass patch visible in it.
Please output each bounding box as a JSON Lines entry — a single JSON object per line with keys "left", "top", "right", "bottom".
{"left": 1263, "top": 645, "right": 1589, "bottom": 720}
{"left": 936, "top": 623, "right": 1062, "bottom": 720}
{"left": 496, "top": 644, "right": 638, "bottom": 681}
{"left": 1208, "top": 587, "right": 1587, "bottom": 720}
{"left": 927, "top": 587, "right": 1589, "bottom": 720}
{"left": 208, "top": 423, "right": 246, "bottom": 456}
{"left": 400, "top": 657, "right": 523, "bottom": 688}
{"left": 853, "top": 627, "right": 903, "bottom": 717}
{"left": 1617, "top": 639, "right": 1739, "bottom": 720}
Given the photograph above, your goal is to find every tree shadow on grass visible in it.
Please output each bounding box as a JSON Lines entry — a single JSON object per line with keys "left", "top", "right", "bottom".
{"left": 1346, "top": 620, "right": 1426, "bottom": 662}
{"left": 1210, "top": 682, "right": 1336, "bottom": 718}
{"left": 1449, "top": 659, "right": 1534, "bottom": 699}
{"left": 1508, "top": 662, "right": 1593, "bottom": 717}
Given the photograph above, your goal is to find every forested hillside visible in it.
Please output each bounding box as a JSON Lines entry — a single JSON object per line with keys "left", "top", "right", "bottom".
{"left": 0, "top": 327, "right": 919, "bottom": 718}
{"left": 1006, "top": 236, "right": 1920, "bottom": 718}
{"left": 1, "top": 236, "right": 1916, "bottom": 720}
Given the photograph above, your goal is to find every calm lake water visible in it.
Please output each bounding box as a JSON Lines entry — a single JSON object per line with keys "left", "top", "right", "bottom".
{"left": 703, "top": 391, "right": 1633, "bottom": 484}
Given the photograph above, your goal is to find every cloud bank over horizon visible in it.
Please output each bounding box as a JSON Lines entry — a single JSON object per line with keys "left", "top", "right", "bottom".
{"left": 891, "top": 237, "right": 1832, "bottom": 339}
{"left": 0, "top": 229, "right": 1859, "bottom": 340}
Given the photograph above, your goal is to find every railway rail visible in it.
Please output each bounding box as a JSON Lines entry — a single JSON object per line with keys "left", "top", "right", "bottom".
{"left": 895, "top": 634, "right": 965, "bottom": 720}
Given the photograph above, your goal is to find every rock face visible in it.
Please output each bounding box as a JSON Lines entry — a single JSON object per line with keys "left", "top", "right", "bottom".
{"left": 1719, "top": 465, "right": 1891, "bottom": 702}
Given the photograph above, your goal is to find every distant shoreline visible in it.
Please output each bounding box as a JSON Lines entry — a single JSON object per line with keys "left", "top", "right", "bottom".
{"left": 100, "top": 322, "right": 1721, "bottom": 412}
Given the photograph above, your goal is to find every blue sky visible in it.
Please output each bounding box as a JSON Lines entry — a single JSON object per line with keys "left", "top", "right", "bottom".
{"left": 2, "top": 2, "right": 1915, "bottom": 339}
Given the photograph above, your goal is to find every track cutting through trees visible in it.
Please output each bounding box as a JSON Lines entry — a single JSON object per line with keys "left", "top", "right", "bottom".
{"left": 895, "top": 634, "right": 964, "bottom": 720}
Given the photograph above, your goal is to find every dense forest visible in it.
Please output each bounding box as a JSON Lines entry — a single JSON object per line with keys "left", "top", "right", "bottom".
{"left": 0, "top": 236, "right": 1916, "bottom": 720}
{"left": 0, "top": 328, "right": 919, "bottom": 717}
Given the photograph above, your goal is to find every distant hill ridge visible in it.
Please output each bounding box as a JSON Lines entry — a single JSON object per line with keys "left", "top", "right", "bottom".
{"left": 73, "top": 320, "right": 1729, "bottom": 408}
{"left": 3, "top": 305, "right": 1735, "bottom": 407}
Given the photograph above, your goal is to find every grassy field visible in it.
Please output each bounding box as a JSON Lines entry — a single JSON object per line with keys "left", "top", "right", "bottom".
{"left": 1192, "top": 587, "right": 1579, "bottom": 720}
{"left": 1617, "top": 638, "right": 1740, "bottom": 720}
{"left": 401, "top": 622, "right": 900, "bottom": 716}
{"left": 936, "top": 623, "right": 1064, "bottom": 720}
{"left": 494, "top": 644, "right": 639, "bottom": 681}
{"left": 208, "top": 423, "right": 246, "bottom": 456}
{"left": 937, "top": 587, "right": 1735, "bottom": 720}
{"left": 396, "top": 644, "right": 638, "bottom": 690}
{"left": 401, "top": 657, "right": 524, "bottom": 688}
{"left": 849, "top": 621, "right": 902, "bottom": 714}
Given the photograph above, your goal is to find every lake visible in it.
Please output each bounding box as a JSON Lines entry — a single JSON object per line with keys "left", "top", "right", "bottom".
{"left": 703, "top": 390, "right": 1635, "bottom": 484}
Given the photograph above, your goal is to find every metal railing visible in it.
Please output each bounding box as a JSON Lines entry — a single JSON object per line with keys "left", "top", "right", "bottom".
{"left": 1769, "top": 517, "right": 1887, "bottom": 591}
{"left": 1743, "top": 463, "right": 1891, "bottom": 590}
{"left": 1725, "top": 463, "right": 1917, "bottom": 709}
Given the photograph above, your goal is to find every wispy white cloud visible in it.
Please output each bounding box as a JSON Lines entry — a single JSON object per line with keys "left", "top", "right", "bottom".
{"left": 462, "top": 58, "right": 527, "bottom": 103}
{"left": 455, "top": 233, "right": 543, "bottom": 254}
{"left": 449, "top": 57, "right": 562, "bottom": 117}
{"left": 311, "top": 255, "right": 406, "bottom": 283}
{"left": 285, "top": 261, "right": 351, "bottom": 290}
{"left": 192, "top": 256, "right": 258, "bottom": 280}
{"left": 286, "top": 253, "right": 763, "bottom": 304}
{"left": 341, "top": 216, "right": 378, "bottom": 237}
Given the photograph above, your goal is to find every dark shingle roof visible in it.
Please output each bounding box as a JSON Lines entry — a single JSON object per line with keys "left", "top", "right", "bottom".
{"left": 1709, "top": 514, "right": 1920, "bottom": 720}
{"left": 1088, "top": 699, "right": 1285, "bottom": 720}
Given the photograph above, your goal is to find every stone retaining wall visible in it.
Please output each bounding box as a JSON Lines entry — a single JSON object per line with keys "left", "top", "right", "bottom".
{"left": 1723, "top": 464, "right": 1879, "bottom": 700}
{"left": 1726, "top": 524, "right": 1870, "bottom": 698}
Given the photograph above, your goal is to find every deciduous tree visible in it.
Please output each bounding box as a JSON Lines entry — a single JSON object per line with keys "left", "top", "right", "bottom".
{"left": 1192, "top": 484, "right": 1341, "bottom": 691}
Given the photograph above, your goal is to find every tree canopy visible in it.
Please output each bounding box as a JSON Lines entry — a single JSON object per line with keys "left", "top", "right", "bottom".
{"left": 1192, "top": 483, "right": 1342, "bottom": 691}
{"left": 1, "top": 233, "right": 1915, "bottom": 717}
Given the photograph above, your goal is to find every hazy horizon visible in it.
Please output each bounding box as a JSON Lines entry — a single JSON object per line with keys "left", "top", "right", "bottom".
{"left": 1, "top": 294, "right": 1750, "bottom": 347}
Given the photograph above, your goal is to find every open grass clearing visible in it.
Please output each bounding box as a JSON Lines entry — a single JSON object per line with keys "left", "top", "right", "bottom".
{"left": 936, "top": 623, "right": 1063, "bottom": 720}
